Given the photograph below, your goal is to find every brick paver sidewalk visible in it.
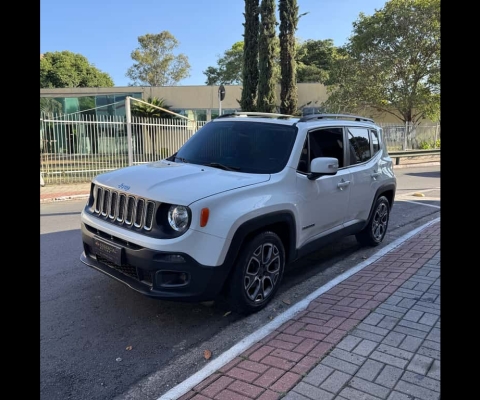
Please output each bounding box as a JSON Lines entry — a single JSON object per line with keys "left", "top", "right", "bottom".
{"left": 176, "top": 222, "right": 440, "bottom": 400}
{"left": 40, "top": 182, "right": 91, "bottom": 202}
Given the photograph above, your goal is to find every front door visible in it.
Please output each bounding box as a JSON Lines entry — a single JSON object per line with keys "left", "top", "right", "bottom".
{"left": 296, "top": 127, "right": 351, "bottom": 247}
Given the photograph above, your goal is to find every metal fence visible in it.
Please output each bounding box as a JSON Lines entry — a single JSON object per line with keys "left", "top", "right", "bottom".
{"left": 40, "top": 113, "right": 440, "bottom": 185}
{"left": 40, "top": 113, "right": 206, "bottom": 184}
{"left": 380, "top": 123, "right": 441, "bottom": 151}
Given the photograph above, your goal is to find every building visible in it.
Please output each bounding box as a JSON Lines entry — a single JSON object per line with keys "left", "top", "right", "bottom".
{"left": 40, "top": 83, "right": 340, "bottom": 122}
{"left": 39, "top": 83, "right": 432, "bottom": 124}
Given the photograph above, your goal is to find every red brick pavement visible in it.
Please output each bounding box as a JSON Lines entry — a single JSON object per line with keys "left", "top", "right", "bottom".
{"left": 40, "top": 182, "right": 91, "bottom": 202}
{"left": 178, "top": 222, "right": 440, "bottom": 400}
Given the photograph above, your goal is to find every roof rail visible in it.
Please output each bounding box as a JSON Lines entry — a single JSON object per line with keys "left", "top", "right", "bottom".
{"left": 216, "top": 111, "right": 295, "bottom": 120}
{"left": 298, "top": 113, "right": 374, "bottom": 123}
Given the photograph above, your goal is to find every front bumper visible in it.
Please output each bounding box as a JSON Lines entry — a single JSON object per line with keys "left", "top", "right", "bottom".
{"left": 80, "top": 222, "right": 231, "bottom": 302}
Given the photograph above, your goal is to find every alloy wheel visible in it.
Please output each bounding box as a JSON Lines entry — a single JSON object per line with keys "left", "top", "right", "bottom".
{"left": 243, "top": 243, "right": 281, "bottom": 303}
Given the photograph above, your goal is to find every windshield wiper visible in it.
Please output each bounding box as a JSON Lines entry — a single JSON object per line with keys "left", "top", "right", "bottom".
{"left": 204, "top": 162, "right": 240, "bottom": 171}
{"left": 175, "top": 157, "right": 189, "bottom": 163}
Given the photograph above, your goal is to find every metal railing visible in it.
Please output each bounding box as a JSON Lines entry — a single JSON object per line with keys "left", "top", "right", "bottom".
{"left": 40, "top": 113, "right": 206, "bottom": 184}
{"left": 381, "top": 123, "right": 440, "bottom": 151}
{"left": 388, "top": 149, "right": 441, "bottom": 165}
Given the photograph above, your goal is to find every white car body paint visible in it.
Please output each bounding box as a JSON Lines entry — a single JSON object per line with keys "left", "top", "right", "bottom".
{"left": 80, "top": 113, "right": 397, "bottom": 304}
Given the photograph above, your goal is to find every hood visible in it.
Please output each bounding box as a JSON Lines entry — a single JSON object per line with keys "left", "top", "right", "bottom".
{"left": 93, "top": 160, "right": 270, "bottom": 205}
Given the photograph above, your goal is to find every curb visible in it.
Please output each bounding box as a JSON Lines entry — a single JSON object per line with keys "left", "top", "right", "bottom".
{"left": 393, "top": 161, "right": 440, "bottom": 169}
{"left": 40, "top": 194, "right": 90, "bottom": 203}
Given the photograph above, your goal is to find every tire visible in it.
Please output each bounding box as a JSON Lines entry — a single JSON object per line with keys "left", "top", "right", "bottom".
{"left": 356, "top": 195, "right": 390, "bottom": 246}
{"left": 226, "top": 231, "right": 285, "bottom": 315}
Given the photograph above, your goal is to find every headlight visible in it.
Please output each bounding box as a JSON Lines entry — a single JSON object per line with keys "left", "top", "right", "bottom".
{"left": 167, "top": 205, "right": 189, "bottom": 232}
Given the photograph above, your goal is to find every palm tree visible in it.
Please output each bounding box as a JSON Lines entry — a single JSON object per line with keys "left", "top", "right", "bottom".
{"left": 131, "top": 97, "right": 174, "bottom": 157}
{"left": 40, "top": 97, "right": 63, "bottom": 116}
{"left": 131, "top": 97, "right": 173, "bottom": 118}
{"left": 40, "top": 98, "right": 63, "bottom": 154}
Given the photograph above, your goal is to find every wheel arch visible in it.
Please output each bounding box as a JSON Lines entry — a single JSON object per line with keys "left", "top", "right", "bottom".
{"left": 363, "top": 183, "right": 396, "bottom": 230}
{"left": 220, "top": 211, "right": 297, "bottom": 288}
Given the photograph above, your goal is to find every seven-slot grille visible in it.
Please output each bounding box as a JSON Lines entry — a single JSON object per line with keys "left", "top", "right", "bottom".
{"left": 93, "top": 185, "right": 156, "bottom": 231}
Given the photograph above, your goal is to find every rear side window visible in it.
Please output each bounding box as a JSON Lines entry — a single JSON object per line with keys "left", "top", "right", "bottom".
{"left": 347, "top": 127, "right": 371, "bottom": 164}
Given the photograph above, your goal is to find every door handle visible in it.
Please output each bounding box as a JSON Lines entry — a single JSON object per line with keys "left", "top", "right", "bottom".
{"left": 371, "top": 171, "right": 381, "bottom": 180}
{"left": 337, "top": 180, "right": 351, "bottom": 190}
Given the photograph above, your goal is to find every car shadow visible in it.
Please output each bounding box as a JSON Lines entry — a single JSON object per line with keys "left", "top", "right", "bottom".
{"left": 405, "top": 171, "right": 440, "bottom": 178}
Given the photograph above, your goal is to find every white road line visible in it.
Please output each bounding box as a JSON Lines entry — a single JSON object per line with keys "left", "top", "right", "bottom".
{"left": 157, "top": 217, "right": 441, "bottom": 400}
{"left": 401, "top": 200, "right": 441, "bottom": 209}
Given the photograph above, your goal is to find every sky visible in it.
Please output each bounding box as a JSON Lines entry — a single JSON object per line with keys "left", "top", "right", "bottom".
{"left": 40, "top": 0, "right": 388, "bottom": 87}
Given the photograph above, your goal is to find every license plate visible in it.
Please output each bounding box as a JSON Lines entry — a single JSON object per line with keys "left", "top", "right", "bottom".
{"left": 93, "top": 236, "right": 123, "bottom": 265}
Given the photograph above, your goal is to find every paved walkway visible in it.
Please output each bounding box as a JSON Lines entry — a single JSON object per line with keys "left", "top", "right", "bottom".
{"left": 159, "top": 220, "right": 440, "bottom": 400}
{"left": 40, "top": 182, "right": 91, "bottom": 203}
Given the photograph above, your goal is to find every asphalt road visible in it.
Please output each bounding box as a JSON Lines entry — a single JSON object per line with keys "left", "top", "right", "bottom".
{"left": 40, "top": 165, "right": 440, "bottom": 400}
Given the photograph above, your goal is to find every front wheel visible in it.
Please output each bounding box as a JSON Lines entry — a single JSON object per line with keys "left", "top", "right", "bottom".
{"left": 226, "top": 231, "right": 285, "bottom": 315}
{"left": 356, "top": 196, "right": 390, "bottom": 246}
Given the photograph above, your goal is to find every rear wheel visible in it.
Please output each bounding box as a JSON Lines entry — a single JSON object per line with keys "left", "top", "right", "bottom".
{"left": 356, "top": 196, "right": 390, "bottom": 246}
{"left": 226, "top": 231, "right": 285, "bottom": 314}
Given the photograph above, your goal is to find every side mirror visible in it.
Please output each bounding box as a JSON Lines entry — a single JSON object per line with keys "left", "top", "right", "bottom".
{"left": 307, "top": 157, "right": 339, "bottom": 180}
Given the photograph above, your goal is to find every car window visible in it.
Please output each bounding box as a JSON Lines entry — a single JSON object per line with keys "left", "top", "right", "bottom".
{"left": 297, "top": 127, "right": 344, "bottom": 173}
{"left": 297, "top": 137, "right": 309, "bottom": 173}
{"left": 172, "top": 121, "right": 297, "bottom": 174}
{"left": 347, "top": 127, "right": 371, "bottom": 165}
{"left": 371, "top": 129, "right": 380, "bottom": 154}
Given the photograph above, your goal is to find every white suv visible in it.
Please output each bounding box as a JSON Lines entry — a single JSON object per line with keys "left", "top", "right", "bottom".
{"left": 80, "top": 112, "right": 396, "bottom": 314}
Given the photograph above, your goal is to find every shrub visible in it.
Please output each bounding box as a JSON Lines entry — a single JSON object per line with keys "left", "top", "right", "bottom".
{"left": 419, "top": 140, "right": 431, "bottom": 149}
{"left": 419, "top": 139, "right": 440, "bottom": 149}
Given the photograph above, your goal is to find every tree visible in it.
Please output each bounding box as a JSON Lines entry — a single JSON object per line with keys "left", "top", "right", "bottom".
{"left": 78, "top": 97, "right": 96, "bottom": 115}
{"left": 279, "top": 0, "right": 300, "bottom": 115}
{"left": 40, "top": 98, "right": 62, "bottom": 150}
{"left": 296, "top": 39, "right": 339, "bottom": 83}
{"left": 126, "top": 31, "right": 191, "bottom": 86}
{"left": 131, "top": 97, "right": 174, "bottom": 157}
{"left": 205, "top": 37, "right": 340, "bottom": 88}
{"left": 131, "top": 97, "right": 173, "bottom": 118}
{"left": 257, "top": 0, "right": 278, "bottom": 112}
{"left": 40, "top": 98, "right": 64, "bottom": 154}
{"left": 324, "top": 0, "right": 440, "bottom": 125}
{"left": 240, "top": 0, "right": 260, "bottom": 111}
{"left": 40, "top": 51, "right": 114, "bottom": 88}
{"left": 204, "top": 42, "right": 244, "bottom": 85}
{"left": 40, "top": 98, "right": 63, "bottom": 115}
{"left": 205, "top": 39, "right": 284, "bottom": 87}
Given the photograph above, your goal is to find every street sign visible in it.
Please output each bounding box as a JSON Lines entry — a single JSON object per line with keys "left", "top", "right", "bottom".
{"left": 219, "top": 85, "right": 225, "bottom": 101}
{"left": 218, "top": 85, "right": 226, "bottom": 115}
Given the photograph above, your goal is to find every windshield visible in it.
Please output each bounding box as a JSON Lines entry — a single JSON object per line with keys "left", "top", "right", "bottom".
{"left": 169, "top": 120, "right": 297, "bottom": 174}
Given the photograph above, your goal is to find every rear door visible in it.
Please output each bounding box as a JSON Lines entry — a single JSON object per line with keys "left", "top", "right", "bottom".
{"left": 344, "top": 126, "right": 382, "bottom": 226}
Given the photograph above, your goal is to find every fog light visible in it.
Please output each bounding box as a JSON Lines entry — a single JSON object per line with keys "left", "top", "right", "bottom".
{"left": 156, "top": 271, "right": 189, "bottom": 287}
{"left": 156, "top": 254, "right": 186, "bottom": 263}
